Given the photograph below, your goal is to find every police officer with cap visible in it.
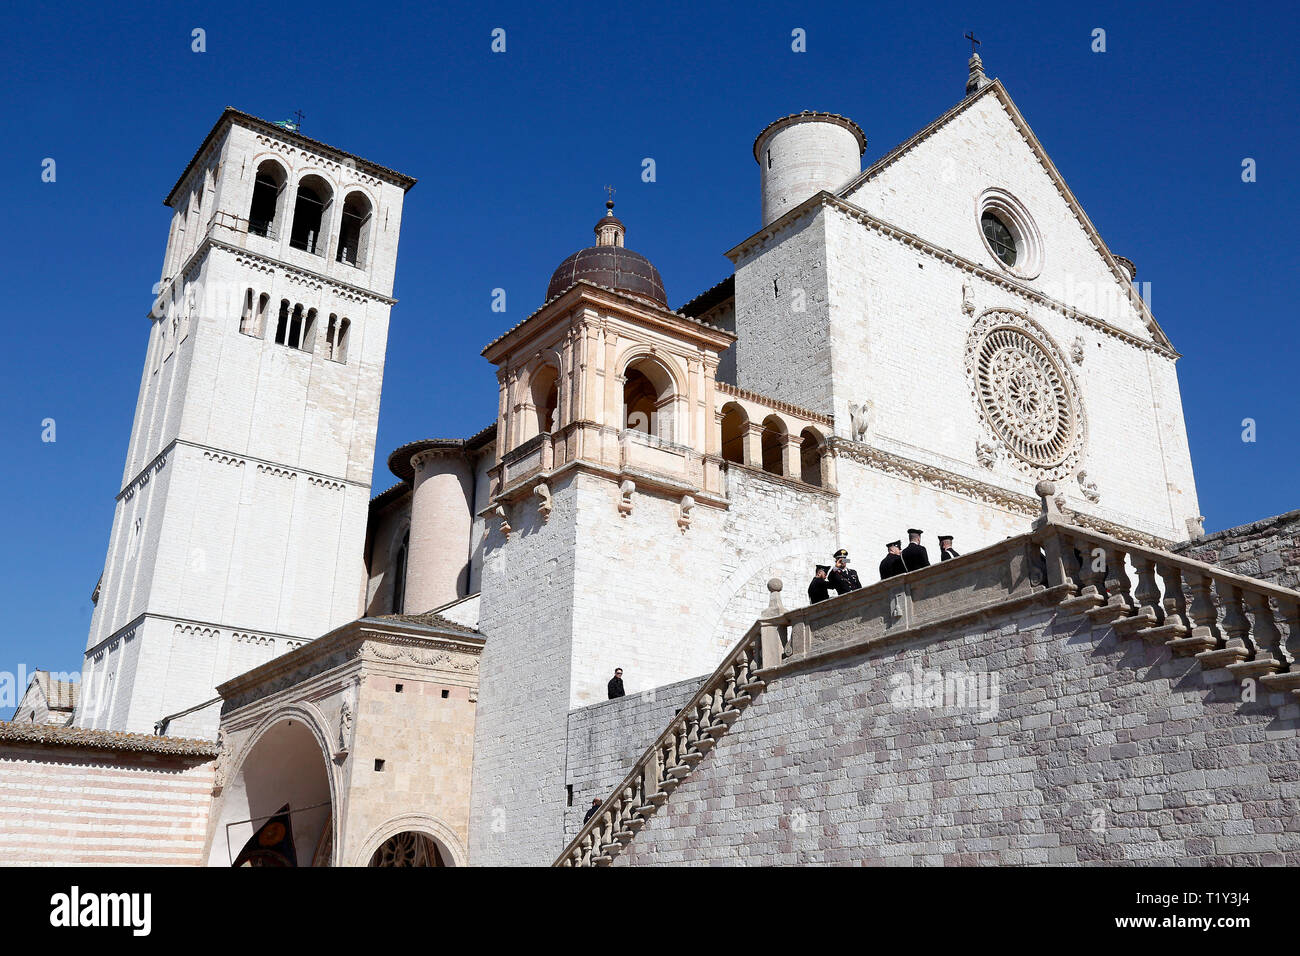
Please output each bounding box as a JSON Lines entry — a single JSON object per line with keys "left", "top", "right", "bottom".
{"left": 902, "top": 529, "right": 930, "bottom": 571}
{"left": 808, "top": 565, "right": 832, "bottom": 604}
{"left": 879, "top": 541, "right": 907, "bottom": 580}
{"left": 939, "top": 535, "right": 960, "bottom": 561}
{"left": 827, "top": 549, "right": 862, "bottom": 594}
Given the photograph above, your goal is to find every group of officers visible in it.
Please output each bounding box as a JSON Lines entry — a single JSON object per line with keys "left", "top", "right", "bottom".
{"left": 807, "top": 530, "right": 960, "bottom": 604}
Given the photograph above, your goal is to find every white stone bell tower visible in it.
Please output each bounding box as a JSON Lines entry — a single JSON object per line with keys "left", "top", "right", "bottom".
{"left": 78, "top": 109, "right": 415, "bottom": 737}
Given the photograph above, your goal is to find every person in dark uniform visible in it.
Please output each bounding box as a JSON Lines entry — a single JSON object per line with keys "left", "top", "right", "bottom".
{"left": 583, "top": 798, "right": 601, "bottom": 824}
{"left": 808, "top": 565, "right": 832, "bottom": 604}
{"left": 607, "top": 668, "right": 625, "bottom": 699}
{"left": 879, "top": 541, "right": 908, "bottom": 581}
{"left": 939, "top": 535, "right": 960, "bottom": 561}
{"left": 827, "top": 549, "right": 862, "bottom": 594}
{"left": 901, "top": 529, "right": 930, "bottom": 571}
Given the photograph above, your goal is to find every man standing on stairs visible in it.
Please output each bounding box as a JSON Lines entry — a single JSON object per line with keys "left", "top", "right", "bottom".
{"left": 939, "top": 535, "right": 960, "bottom": 561}
{"left": 902, "top": 529, "right": 931, "bottom": 571}
{"left": 607, "top": 668, "right": 625, "bottom": 699}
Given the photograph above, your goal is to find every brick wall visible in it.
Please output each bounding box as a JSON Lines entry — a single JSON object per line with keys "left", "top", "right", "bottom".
{"left": 614, "top": 598, "right": 1300, "bottom": 866}
{"left": 0, "top": 740, "right": 214, "bottom": 865}
{"left": 1174, "top": 510, "right": 1300, "bottom": 591}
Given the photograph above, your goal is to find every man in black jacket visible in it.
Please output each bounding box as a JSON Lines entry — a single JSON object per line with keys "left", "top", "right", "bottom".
{"left": 827, "top": 550, "right": 862, "bottom": 594}
{"left": 808, "top": 565, "right": 832, "bottom": 604}
{"left": 939, "top": 535, "right": 960, "bottom": 561}
{"left": 583, "top": 798, "right": 601, "bottom": 824}
{"left": 607, "top": 668, "right": 625, "bottom": 699}
{"left": 879, "top": 541, "right": 908, "bottom": 580}
{"left": 902, "top": 529, "right": 930, "bottom": 571}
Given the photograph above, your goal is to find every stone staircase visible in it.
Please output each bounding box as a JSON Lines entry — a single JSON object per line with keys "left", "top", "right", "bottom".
{"left": 553, "top": 483, "right": 1300, "bottom": 867}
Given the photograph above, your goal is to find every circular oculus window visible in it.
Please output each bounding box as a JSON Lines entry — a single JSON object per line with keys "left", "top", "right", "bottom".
{"left": 977, "top": 189, "right": 1043, "bottom": 279}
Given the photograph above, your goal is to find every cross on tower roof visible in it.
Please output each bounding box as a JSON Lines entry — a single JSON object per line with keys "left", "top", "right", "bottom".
{"left": 965, "top": 31, "right": 980, "bottom": 54}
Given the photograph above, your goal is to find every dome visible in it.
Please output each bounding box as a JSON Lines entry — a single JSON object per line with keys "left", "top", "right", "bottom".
{"left": 545, "top": 200, "right": 668, "bottom": 306}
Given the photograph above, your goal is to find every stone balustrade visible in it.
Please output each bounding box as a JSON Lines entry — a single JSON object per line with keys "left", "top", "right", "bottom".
{"left": 554, "top": 483, "right": 1300, "bottom": 866}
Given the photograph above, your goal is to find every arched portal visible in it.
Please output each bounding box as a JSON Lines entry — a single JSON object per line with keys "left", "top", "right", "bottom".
{"left": 207, "top": 712, "right": 335, "bottom": 867}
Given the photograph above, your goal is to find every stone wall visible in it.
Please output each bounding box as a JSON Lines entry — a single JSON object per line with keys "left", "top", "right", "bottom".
{"left": 0, "top": 729, "right": 216, "bottom": 865}
{"left": 563, "top": 676, "right": 703, "bottom": 843}
{"left": 614, "top": 590, "right": 1300, "bottom": 866}
{"left": 1174, "top": 510, "right": 1300, "bottom": 591}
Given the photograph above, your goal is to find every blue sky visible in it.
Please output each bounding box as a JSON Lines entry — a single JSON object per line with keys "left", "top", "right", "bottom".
{"left": 1, "top": 0, "right": 1296, "bottom": 703}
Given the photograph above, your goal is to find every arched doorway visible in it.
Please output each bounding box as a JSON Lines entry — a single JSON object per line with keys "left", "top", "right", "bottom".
{"left": 207, "top": 711, "right": 335, "bottom": 867}
{"left": 367, "top": 831, "right": 447, "bottom": 867}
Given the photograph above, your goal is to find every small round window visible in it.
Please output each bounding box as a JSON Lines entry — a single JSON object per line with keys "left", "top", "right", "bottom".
{"left": 976, "top": 189, "right": 1043, "bottom": 279}
{"left": 981, "top": 212, "right": 1017, "bottom": 267}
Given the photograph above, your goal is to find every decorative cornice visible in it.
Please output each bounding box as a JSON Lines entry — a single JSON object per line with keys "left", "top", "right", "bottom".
{"left": 119, "top": 438, "right": 368, "bottom": 501}
{"left": 481, "top": 280, "right": 734, "bottom": 362}
{"left": 716, "top": 382, "right": 833, "bottom": 426}
{"left": 830, "top": 436, "right": 1176, "bottom": 549}
{"left": 733, "top": 191, "right": 1176, "bottom": 359}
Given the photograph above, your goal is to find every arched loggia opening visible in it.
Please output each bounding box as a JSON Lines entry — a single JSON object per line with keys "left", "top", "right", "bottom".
{"left": 720, "top": 402, "right": 748, "bottom": 464}
{"left": 531, "top": 364, "right": 560, "bottom": 435}
{"left": 622, "top": 355, "right": 677, "bottom": 441}
{"left": 207, "top": 715, "right": 334, "bottom": 867}
{"left": 800, "top": 427, "right": 826, "bottom": 486}
{"left": 290, "top": 175, "right": 333, "bottom": 255}
{"left": 760, "top": 415, "right": 787, "bottom": 475}
{"left": 336, "top": 190, "right": 372, "bottom": 267}
{"left": 248, "top": 160, "right": 287, "bottom": 237}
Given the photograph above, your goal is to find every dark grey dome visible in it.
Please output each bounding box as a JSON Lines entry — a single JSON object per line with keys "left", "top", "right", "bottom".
{"left": 546, "top": 244, "right": 668, "bottom": 306}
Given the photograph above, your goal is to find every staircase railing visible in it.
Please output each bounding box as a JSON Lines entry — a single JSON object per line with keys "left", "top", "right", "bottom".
{"left": 1030, "top": 490, "right": 1300, "bottom": 688}
{"left": 555, "top": 482, "right": 1300, "bottom": 866}
{"left": 554, "top": 584, "right": 788, "bottom": 867}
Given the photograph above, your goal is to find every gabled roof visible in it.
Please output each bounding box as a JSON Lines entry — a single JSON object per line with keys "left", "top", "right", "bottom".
{"left": 836, "top": 80, "right": 1174, "bottom": 352}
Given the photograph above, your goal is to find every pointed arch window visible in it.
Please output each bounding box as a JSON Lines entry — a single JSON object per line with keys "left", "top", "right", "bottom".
{"left": 392, "top": 530, "right": 409, "bottom": 614}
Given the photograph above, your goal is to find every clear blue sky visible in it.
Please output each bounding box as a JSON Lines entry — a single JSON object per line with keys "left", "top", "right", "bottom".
{"left": 1, "top": 0, "right": 1296, "bottom": 703}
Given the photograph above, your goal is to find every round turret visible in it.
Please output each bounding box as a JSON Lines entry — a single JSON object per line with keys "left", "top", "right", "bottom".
{"left": 753, "top": 112, "right": 866, "bottom": 227}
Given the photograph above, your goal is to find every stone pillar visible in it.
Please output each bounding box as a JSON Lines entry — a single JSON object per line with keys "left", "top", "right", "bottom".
{"left": 783, "top": 433, "right": 802, "bottom": 480}
{"left": 406, "top": 449, "right": 475, "bottom": 612}
{"left": 742, "top": 423, "right": 763, "bottom": 468}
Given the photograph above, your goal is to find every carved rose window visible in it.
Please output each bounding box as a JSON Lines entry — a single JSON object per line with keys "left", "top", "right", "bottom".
{"left": 966, "top": 311, "right": 1084, "bottom": 476}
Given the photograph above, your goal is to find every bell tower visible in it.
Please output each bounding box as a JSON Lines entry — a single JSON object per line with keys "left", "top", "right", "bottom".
{"left": 78, "top": 109, "right": 416, "bottom": 737}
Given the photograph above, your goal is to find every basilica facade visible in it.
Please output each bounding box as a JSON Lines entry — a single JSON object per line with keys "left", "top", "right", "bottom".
{"left": 7, "top": 54, "right": 1256, "bottom": 868}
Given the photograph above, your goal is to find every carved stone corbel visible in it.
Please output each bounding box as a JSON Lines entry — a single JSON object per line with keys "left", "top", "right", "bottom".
{"left": 677, "top": 494, "right": 695, "bottom": 532}
{"left": 618, "top": 479, "right": 635, "bottom": 517}
{"left": 535, "top": 482, "right": 552, "bottom": 522}
{"left": 489, "top": 504, "right": 512, "bottom": 539}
